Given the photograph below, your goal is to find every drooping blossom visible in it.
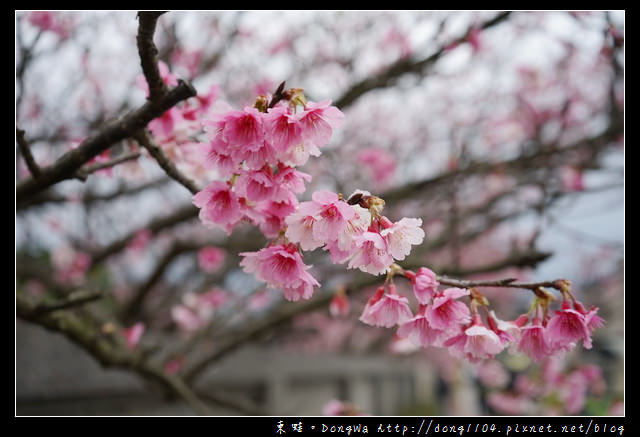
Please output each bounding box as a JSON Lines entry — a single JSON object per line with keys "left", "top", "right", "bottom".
{"left": 239, "top": 243, "right": 319, "bottom": 301}
{"left": 425, "top": 287, "right": 471, "bottom": 331}
{"left": 197, "top": 246, "right": 226, "bottom": 273}
{"left": 359, "top": 284, "right": 413, "bottom": 328}
{"left": 192, "top": 181, "right": 244, "bottom": 234}
{"left": 545, "top": 300, "right": 593, "bottom": 350}
{"left": 445, "top": 314, "right": 505, "bottom": 362}
{"left": 396, "top": 305, "right": 444, "bottom": 347}
{"left": 517, "top": 317, "right": 552, "bottom": 362}
{"left": 486, "top": 310, "right": 521, "bottom": 346}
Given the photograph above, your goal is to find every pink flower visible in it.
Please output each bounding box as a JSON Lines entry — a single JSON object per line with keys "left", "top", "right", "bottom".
{"left": 333, "top": 204, "right": 371, "bottom": 256}
{"left": 546, "top": 300, "right": 593, "bottom": 350}
{"left": 445, "top": 315, "right": 505, "bottom": 361}
{"left": 234, "top": 167, "right": 276, "bottom": 202}
{"left": 297, "top": 100, "right": 344, "bottom": 148}
{"left": 311, "top": 190, "right": 357, "bottom": 243}
{"left": 216, "top": 106, "right": 264, "bottom": 150}
{"left": 397, "top": 305, "right": 444, "bottom": 347}
{"left": 406, "top": 267, "right": 439, "bottom": 304}
{"left": 197, "top": 246, "right": 226, "bottom": 273}
{"left": 202, "top": 136, "right": 241, "bottom": 177}
{"left": 123, "top": 322, "right": 145, "bottom": 350}
{"left": 486, "top": 310, "right": 521, "bottom": 345}
{"left": 243, "top": 140, "right": 278, "bottom": 170}
{"left": 272, "top": 166, "right": 312, "bottom": 200}
{"left": 239, "top": 243, "right": 319, "bottom": 300}
{"left": 573, "top": 301, "right": 605, "bottom": 332}
{"left": 285, "top": 190, "right": 362, "bottom": 252}
{"left": 285, "top": 202, "right": 325, "bottom": 251}
{"left": 264, "top": 106, "right": 303, "bottom": 151}
{"left": 425, "top": 287, "right": 471, "bottom": 331}
{"left": 518, "top": 317, "right": 551, "bottom": 362}
{"left": 380, "top": 217, "right": 425, "bottom": 261}
{"left": 252, "top": 193, "right": 299, "bottom": 238}
{"left": 359, "top": 286, "right": 413, "bottom": 328}
{"left": 348, "top": 231, "right": 394, "bottom": 275}
{"left": 192, "top": 181, "right": 244, "bottom": 234}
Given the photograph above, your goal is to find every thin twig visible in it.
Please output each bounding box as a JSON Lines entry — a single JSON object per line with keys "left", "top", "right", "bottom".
{"left": 134, "top": 129, "right": 200, "bottom": 194}
{"left": 16, "top": 128, "right": 41, "bottom": 178}
{"left": 78, "top": 150, "right": 141, "bottom": 177}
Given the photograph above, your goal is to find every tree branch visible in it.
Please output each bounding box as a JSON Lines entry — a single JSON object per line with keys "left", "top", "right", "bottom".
{"left": 16, "top": 81, "right": 196, "bottom": 204}
{"left": 136, "top": 11, "right": 169, "bottom": 102}
{"left": 134, "top": 129, "right": 200, "bottom": 194}
{"left": 334, "top": 12, "right": 512, "bottom": 109}
{"left": 16, "top": 128, "right": 41, "bottom": 178}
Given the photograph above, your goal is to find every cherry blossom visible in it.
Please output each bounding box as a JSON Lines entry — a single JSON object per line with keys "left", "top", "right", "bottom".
{"left": 406, "top": 267, "right": 440, "bottom": 305}
{"left": 192, "top": 180, "right": 244, "bottom": 234}
{"left": 425, "top": 287, "right": 471, "bottom": 331}
{"left": 359, "top": 284, "right": 413, "bottom": 328}
{"left": 239, "top": 243, "right": 320, "bottom": 301}
{"left": 546, "top": 300, "right": 593, "bottom": 350}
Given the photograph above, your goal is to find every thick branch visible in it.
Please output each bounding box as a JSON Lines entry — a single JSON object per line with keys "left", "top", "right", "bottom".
{"left": 16, "top": 128, "right": 41, "bottom": 178}
{"left": 17, "top": 290, "right": 103, "bottom": 316}
{"left": 16, "top": 81, "right": 196, "bottom": 204}
{"left": 17, "top": 293, "right": 215, "bottom": 415}
{"left": 136, "top": 11, "right": 168, "bottom": 102}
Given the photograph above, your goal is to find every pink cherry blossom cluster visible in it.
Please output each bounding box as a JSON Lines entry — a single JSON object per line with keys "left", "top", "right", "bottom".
{"left": 192, "top": 88, "right": 343, "bottom": 237}
{"left": 190, "top": 84, "right": 604, "bottom": 365}
{"left": 360, "top": 268, "right": 604, "bottom": 363}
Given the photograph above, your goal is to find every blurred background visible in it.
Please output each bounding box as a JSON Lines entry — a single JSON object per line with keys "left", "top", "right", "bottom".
{"left": 16, "top": 10, "right": 623, "bottom": 416}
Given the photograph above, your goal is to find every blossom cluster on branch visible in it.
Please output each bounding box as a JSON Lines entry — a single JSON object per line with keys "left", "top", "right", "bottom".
{"left": 190, "top": 81, "right": 604, "bottom": 364}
